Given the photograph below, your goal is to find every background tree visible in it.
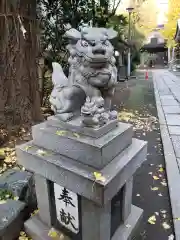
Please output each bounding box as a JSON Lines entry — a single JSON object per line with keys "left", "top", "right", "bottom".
{"left": 38, "top": 0, "right": 95, "bottom": 61}
{"left": 161, "top": 0, "right": 180, "bottom": 48}
{"left": 38, "top": 0, "right": 125, "bottom": 60}
{"left": 134, "top": 0, "right": 158, "bottom": 37}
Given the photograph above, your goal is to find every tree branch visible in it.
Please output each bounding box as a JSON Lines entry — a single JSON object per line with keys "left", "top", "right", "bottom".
{"left": 112, "top": 0, "right": 116, "bottom": 12}
{"left": 111, "top": 0, "right": 122, "bottom": 17}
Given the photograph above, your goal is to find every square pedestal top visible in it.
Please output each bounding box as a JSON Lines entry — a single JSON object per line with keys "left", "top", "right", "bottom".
{"left": 32, "top": 121, "right": 133, "bottom": 169}
{"left": 47, "top": 116, "right": 119, "bottom": 138}
{"left": 16, "top": 138, "right": 147, "bottom": 206}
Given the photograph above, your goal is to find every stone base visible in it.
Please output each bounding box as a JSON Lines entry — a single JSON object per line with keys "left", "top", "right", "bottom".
{"left": 24, "top": 205, "right": 142, "bottom": 240}
{"left": 0, "top": 199, "right": 26, "bottom": 240}
{"left": 0, "top": 169, "right": 36, "bottom": 212}
{"left": 112, "top": 205, "right": 143, "bottom": 240}
{"left": 25, "top": 214, "right": 70, "bottom": 240}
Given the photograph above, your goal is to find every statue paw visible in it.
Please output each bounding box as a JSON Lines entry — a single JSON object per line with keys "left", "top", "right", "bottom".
{"left": 56, "top": 113, "right": 74, "bottom": 122}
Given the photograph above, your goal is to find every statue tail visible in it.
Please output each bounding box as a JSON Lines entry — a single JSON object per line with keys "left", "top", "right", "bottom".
{"left": 52, "top": 62, "right": 69, "bottom": 88}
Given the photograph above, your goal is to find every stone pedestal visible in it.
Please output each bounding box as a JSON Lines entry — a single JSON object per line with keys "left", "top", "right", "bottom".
{"left": 16, "top": 117, "right": 147, "bottom": 240}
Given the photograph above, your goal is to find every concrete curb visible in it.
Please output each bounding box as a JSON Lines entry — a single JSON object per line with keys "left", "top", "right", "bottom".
{"left": 153, "top": 75, "right": 180, "bottom": 239}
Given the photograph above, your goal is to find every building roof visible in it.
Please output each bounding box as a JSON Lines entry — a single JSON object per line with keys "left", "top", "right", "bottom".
{"left": 145, "top": 31, "right": 165, "bottom": 44}
{"left": 141, "top": 42, "right": 167, "bottom": 53}
{"left": 141, "top": 30, "right": 167, "bottom": 52}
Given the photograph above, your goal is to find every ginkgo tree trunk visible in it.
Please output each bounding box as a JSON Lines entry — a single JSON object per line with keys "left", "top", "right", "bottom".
{"left": 0, "top": 0, "right": 42, "bottom": 129}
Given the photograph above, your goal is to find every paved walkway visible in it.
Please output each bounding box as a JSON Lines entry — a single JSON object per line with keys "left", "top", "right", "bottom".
{"left": 153, "top": 69, "right": 180, "bottom": 240}
{"left": 114, "top": 73, "right": 174, "bottom": 239}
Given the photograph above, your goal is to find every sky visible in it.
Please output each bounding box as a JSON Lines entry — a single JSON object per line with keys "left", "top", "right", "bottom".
{"left": 156, "top": 0, "right": 168, "bottom": 25}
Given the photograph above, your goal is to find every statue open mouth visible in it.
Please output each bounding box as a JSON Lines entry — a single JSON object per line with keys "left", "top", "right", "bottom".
{"left": 84, "top": 54, "right": 109, "bottom": 65}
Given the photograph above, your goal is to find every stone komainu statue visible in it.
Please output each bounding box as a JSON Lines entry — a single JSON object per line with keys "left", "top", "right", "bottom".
{"left": 50, "top": 26, "right": 118, "bottom": 126}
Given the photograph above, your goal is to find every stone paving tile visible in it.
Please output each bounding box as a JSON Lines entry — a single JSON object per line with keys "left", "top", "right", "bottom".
{"left": 163, "top": 106, "right": 180, "bottom": 114}
{"left": 171, "top": 135, "right": 180, "bottom": 158}
{"left": 165, "top": 114, "right": 180, "bottom": 126}
{"left": 158, "top": 90, "right": 171, "bottom": 95}
{"left": 174, "top": 95, "right": 180, "bottom": 103}
{"left": 168, "top": 126, "right": 180, "bottom": 135}
{"left": 161, "top": 99, "right": 179, "bottom": 106}
{"left": 0, "top": 199, "right": 26, "bottom": 239}
{"left": 160, "top": 95, "right": 175, "bottom": 100}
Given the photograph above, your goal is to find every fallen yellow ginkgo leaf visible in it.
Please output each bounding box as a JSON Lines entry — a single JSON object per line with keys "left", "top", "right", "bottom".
{"left": 36, "top": 149, "right": 48, "bottom": 156}
{"left": 25, "top": 146, "right": 33, "bottom": 151}
{"left": 19, "top": 231, "right": 26, "bottom": 236}
{"left": 18, "top": 237, "right": 29, "bottom": 240}
{"left": 2, "top": 217, "right": 8, "bottom": 222}
{"left": 73, "top": 133, "right": 80, "bottom": 138}
{"left": 0, "top": 200, "right": 6, "bottom": 204}
{"left": 125, "top": 224, "right": 131, "bottom": 228}
{"left": 31, "top": 209, "right": 39, "bottom": 217}
{"left": 158, "top": 167, "right": 164, "bottom": 173}
{"left": 153, "top": 176, "right": 159, "bottom": 180}
{"left": 14, "top": 196, "right": 19, "bottom": 201}
{"left": 162, "top": 222, "right": 171, "bottom": 230}
{"left": 48, "top": 228, "right": 58, "bottom": 238}
{"left": 161, "top": 182, "right": 167, "bottom": 186}
{"left": 18, "top": 231, "right": 30, "bottom": 240}
{"left": 93, "top": 172, "right": 106, "bottom": 183}
{"left": 148, "top": 215, "right": 156, "bottom": 225}
{"left": 168, "top": 234, "right": 174, "bottom": 240}
{"left": 56, "top": 130, "right": 67, "bottom": 136}
{"left": 151, "top": 187, "right": 159, "bottom": 191}
{"left": 161, "top": 210, "right": 167, "bottom": 214}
